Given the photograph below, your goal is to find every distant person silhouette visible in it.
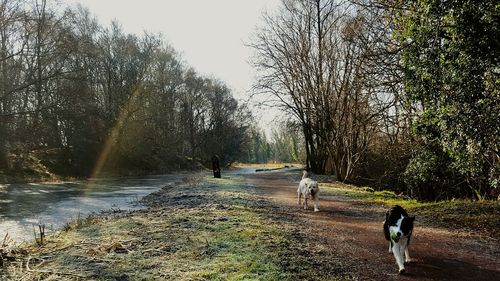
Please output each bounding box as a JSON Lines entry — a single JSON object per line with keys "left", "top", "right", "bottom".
{"left": 212, "top": 155, "right": 221, "bottom": 178}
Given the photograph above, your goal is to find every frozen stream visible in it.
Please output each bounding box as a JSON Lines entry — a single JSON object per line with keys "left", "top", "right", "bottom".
{"left": 0, "top": 174, "right": 184, "bottom": 242}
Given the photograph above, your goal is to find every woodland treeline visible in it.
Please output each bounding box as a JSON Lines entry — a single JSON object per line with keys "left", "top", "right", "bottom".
{"left": 0, "top": 0, "right": 275, "bottom": 179}
{"left": 1, "top": 0, "right": 498, "bottom": 201}
{"left": 251, "top": 0, "right": 499, "bottom": 200}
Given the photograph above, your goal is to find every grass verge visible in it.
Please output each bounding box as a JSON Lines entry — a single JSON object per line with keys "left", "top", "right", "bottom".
{"left": 320, "top": 182, "right": 500, "bottom": 239}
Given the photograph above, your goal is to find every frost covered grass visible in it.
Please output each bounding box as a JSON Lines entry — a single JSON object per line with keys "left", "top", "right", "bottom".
{"left": 1, "top": 174, "right": 348, "bottom": 280}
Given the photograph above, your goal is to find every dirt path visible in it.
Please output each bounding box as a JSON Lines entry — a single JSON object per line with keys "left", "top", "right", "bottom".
{"left": 244, "top": 171, "right": 500, "bottom": 281}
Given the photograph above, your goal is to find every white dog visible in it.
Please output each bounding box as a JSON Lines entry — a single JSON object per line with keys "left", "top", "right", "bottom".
{"left": 297, "top": 170, "right": 320, "bottom": 212}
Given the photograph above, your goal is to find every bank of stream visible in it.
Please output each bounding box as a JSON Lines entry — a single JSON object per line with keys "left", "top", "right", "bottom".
{"left": 0, "top": 174, "right": 186, "bottom": 242}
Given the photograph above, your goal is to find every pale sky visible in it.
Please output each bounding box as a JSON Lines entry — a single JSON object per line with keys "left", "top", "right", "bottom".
{"left": 63, "top": 0, "right": 282, "bottom": 134}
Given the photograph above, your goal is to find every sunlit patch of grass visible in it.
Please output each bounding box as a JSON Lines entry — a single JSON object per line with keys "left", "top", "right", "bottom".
{"left": 231, "top": 162, "right": 299, "bottom": 170}
{"left": 319, "top": 182, "right": 500, "bottom": 238}
{"left": 320, "top": 182, "right": 421, "bottom": 207}
{"left": 411, "top": 200, "right": 500, "bottom": 237}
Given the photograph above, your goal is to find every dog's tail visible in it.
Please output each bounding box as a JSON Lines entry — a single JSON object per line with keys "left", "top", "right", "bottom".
{"left": 302, "top": 170, "right": 310, "bottom": 179}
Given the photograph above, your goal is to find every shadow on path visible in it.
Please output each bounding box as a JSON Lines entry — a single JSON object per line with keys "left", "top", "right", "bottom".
{"left": 243, "top": 171, "right": 500, "bottom": 281}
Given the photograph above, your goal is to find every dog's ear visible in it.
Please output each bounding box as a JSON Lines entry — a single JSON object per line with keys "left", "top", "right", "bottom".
{"left": 409, "top": 216, "right": 415, "bottom": 222}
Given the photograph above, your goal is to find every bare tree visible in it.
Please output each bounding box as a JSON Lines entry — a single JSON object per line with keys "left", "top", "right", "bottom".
{"left": 0, "top": 0, "right": 252, "bottom": 178}
{"left": 250, "top": 0, "right": 339, "bottom": 173}
{"left": 251, "top": 0, "right": 404, "bottom": 181}
{"left": 0, "top": 0, "right": 26, "bottom": 169}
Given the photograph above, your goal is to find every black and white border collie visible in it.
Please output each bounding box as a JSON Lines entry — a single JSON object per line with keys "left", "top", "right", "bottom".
{"left": 383, "top": 205, "right": 415, "bottom": 274}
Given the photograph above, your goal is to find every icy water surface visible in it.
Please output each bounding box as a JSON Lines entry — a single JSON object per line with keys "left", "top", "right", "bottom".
{"left": 0, "top": 174, "right": 184, "bottom": 242}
